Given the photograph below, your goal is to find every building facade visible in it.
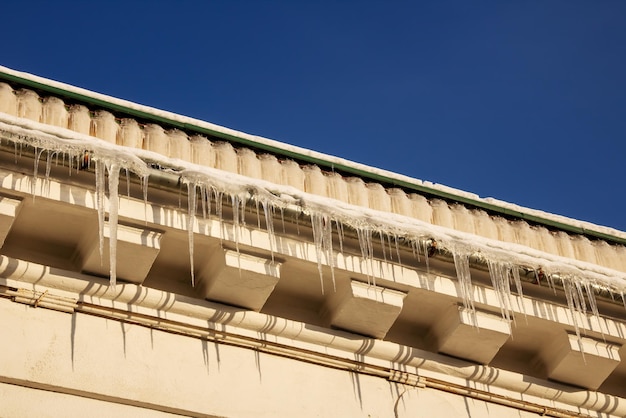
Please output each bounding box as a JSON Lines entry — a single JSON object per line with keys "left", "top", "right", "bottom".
{"left": 0, "top": 65, "right": 625, "bottom": 417}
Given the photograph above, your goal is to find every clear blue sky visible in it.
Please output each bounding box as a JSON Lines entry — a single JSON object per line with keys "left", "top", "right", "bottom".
{"left": 2, "top": 1, "right": 625, "bottom": 231}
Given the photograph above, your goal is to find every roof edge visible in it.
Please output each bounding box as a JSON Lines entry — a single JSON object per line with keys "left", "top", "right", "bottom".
{"left": 1, "top": 64, "right": 624, "bottom": 244}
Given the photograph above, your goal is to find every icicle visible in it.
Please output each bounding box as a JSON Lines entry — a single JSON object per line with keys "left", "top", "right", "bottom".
{"left": 574, "top": 280, "right": 587, "bottom": 316}
{"left": 386, "top": 234, "right": 394, "bottom": 262}
{"left": 380, "top": 233, "right": 387, "bottom": 264}
{"left": 255, "top": 198, "right": 261, "bottom": 228}
{"left": 200, "top": 186, "right": 208, "bottom": 219}
{"left": 327, "top": 217, "right": 336, "bottom": 292}
{"left": 356, "top": 227, "right": 375, "bottom": 286}
{"left": 261, "top": 199, "right": 275, "bottom": 262}
{"left": 562, "top": 278, "right": 585, "bottom": 360}
{"left": 45, "top": 152, "right": 53, "bottom": 179}
{"left": 95, "top": 160, "right": 106, "bottom": 264}
{"left": 583, "top": 281, "right": 602, "bottom": 339}
{"left": 231, "top": 192, "right": 248, "bottom": 270}
{"left": 44, "top": 151, "right": 54, "bottom": 195}
{"left": 393, "top": 234, "right": 402, "bottom": 267}
{"left": 311, "top": 213, "right": 326, "bottom": 294}
{"left": 65, "top": 152, "right": 72, "bottom": 175}
{"left": 410, "top": 239, "right": 418, "bottom": 261}
{"left": 421, "top": 240, "right": 430, "bottom": 273}
{"left": 240, "top": 194, "right": 246, "bottom": 226}
{"left": 204, "top": 185, "right": 212, "bottom": 220}
{"left": 142, "top": 176, "right": 149, "bottom": 224}
{"left": 511, "top": 267, "right": 527, "bottom": 317}
{"left": 178, "top": 180, "right": 183, "bottom": 209}
{"left": 536, "top": 267, "right": 556, "bottom": 294}
{"left": 186, "top": 181, "right": 197, "bottom": 286}
{"left": 125, "top": 168, "right": 131, "bottom": 198}
{"left": 335, "top": 220, "right": 345, "bottom": 254}
{"left": 32, "top": 148, "right": 45, "bottom": 197}
{"left": 280, "top": 207, "right": 286, "bottom": 233}
{"left": 452, "top": 251, "right": 475, "bottom": 320}
{"left": 310, "top": 212, "right": 336, "bottom": 293}
{"left": 107, "top": 162, "right": 120, "bottom": 288}
{"left": 487, "top": 260, "right": 514, "bottom": 323}
{"left": 295, "top": 211, "right": 301, "bottom": 235}
{"left": 215, "top": 188, "right": 224, "bottom": 242}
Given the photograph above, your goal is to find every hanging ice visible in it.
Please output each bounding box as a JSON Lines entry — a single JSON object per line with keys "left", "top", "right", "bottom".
{"left": 0, "top": 111, "right": 625, "bottom": 323}
{"left": 311, "top": 212, "right": 336, "bottom": 294}
{"left": 487, "top": 260, "right": 515, "bottom": 323}
{"left": 106, "top": 161, "right": 120, "bottom": 287}
{"left": 95, "top": 159, "right": 106, "bottom": 264}
{"left": 186, "top": 181, "right": 197, "bottom": 287}
{"left": 452, "top": 250, "right": 475, "bottom": 317}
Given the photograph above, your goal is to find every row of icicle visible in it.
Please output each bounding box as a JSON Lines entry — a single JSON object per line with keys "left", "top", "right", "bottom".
{"left": 1, "top": 97, "right": 625, "bottom": 345}
{"left": 1, "top": 83, "right": 625, "bottom": 275}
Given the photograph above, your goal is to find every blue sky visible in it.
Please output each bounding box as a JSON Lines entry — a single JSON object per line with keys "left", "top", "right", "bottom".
{"left": 2, "top": 1, "right": 625, "bottom": 231}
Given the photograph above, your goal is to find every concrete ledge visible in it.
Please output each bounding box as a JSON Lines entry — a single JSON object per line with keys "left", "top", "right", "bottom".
{"left": 197, "top": 249, "right": 281, "bottom": 311}
{"left": 429, "top": 305, "right": 511, "bottom": 364}
{"left": 76, "top": 222, "right": 163, "bottom": 285}
{"left": 541, "top": 331, "right": 621, "bottom": 390}
{"left": 322, "top": 279, "right": 406, "bottom": 339}
{"left": 0, "top": 195, "right": 21, "bottom": 248}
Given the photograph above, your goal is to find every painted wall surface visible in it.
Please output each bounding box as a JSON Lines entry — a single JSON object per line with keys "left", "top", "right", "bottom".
{"left": 0, "top": 298, "right": 537, "bottom": 418}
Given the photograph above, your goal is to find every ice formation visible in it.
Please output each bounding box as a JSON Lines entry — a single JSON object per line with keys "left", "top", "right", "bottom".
{"left": 0, "top": 112, "right": 625, "bottom": 334}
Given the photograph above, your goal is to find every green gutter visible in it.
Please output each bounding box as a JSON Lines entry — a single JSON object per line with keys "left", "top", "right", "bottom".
{"left": 1, "top": 70, "right": 624, "bottom": 246}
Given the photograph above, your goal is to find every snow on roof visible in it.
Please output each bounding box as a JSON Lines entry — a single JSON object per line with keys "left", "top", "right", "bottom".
{"left": 0, "top": 64, "right": 624, "bottom": 243}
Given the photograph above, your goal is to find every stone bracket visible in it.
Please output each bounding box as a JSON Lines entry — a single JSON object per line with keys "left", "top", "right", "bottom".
{"left": 540, "top": 331, "right": 621, "bottom": 390}
{"left": 428, "top": 305, "right": 511, "bottom": 365}
{"left": 75, "top": 222, "right": 163, "bottom": 285}
{"left": 0, "top": 195, "right": 22, "bottom": 248}
{"left": 322, "top": 279, "right": 407, "bottom": 339}
{"left": 197, "top": 248, "right": 281, "bottom": 311}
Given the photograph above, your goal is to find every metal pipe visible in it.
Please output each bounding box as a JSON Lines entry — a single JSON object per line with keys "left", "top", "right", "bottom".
{"left": 424, "top": 378, "right": 588, "bottom": 418}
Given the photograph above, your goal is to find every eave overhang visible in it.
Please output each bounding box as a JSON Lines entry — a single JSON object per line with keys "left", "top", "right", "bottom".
{"left": 0, "top": 65, "right": 624, "bottom": 246}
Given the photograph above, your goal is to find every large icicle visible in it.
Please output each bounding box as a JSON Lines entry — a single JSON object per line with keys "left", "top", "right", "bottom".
{"left": 452, "top": 250, "right": 475, "bottom": 318}
{"left": 186, "top": 181, "right": 197, "bottom": 287}
{"left": 562, "top": 277, "right": 586, "bottom": 357}
{"left": 106, "top": 162, "right": 120, "bottom": 288}
{"left": 511, "top": 267, "right": 526, "bottom": 317}
{"left": 356, "top": 226, "right": 375, "bottom": 285}
{"left": 261, "top": 198, "right": 276, "bottom": 262}
{"left": 311, "top": 212, "right": 336, "bottom": 293}
{"left": 95, "top": 159, "right": 106, "bottom": 263}
{"left": 487, "top": 260, "right": 515, "bottom": 323}
{"left": 231, "top": 191, "right": 248, "bottom": 258}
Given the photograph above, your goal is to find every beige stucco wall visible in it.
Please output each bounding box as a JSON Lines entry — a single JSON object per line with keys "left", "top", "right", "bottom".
{"left": 0, "top": 297, "right": 540, "bottom": 418}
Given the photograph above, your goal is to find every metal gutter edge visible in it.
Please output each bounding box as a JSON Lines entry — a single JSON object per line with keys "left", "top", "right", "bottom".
{"left": 1, "top": 69, "right": 624, "bottom": 246}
